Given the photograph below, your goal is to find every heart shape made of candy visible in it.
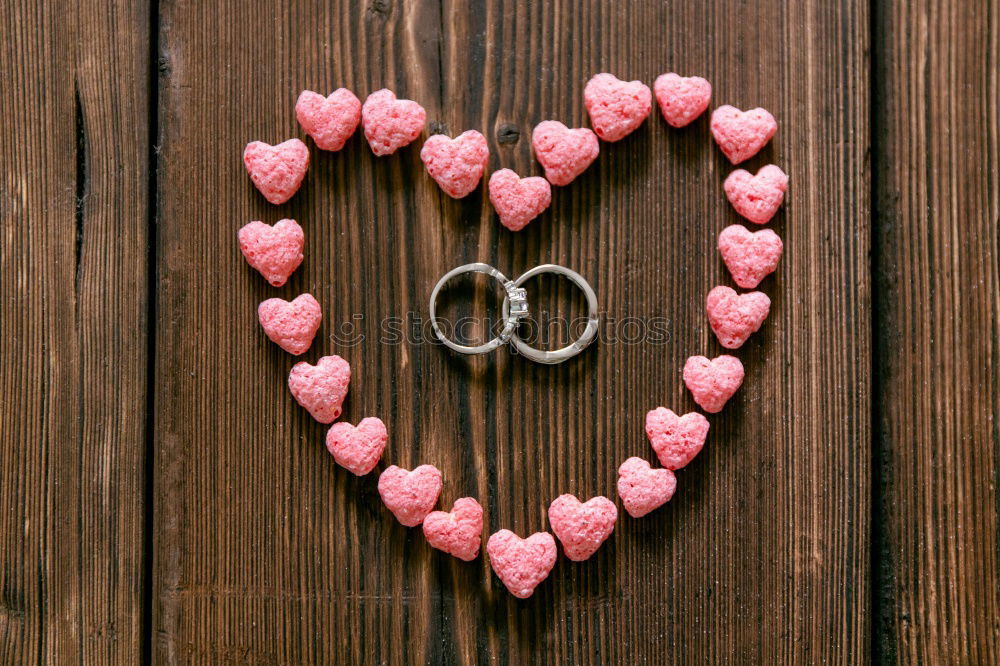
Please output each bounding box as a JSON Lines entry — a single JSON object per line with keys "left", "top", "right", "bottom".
{"left": 378, "top": 464, "right": 443, "bottom": 527}
{"left": 683, "top": 355, "right": 745, "bottom": 414}
{"left": 583, "top": 73, "right": 652, "bottom": 142}
{"left": 420, "top": 130, "right": 489, "bottom": 198}
{"left": 287, "top": 355, "right": 351, "bottom": 424}
{"left": 547, "top": 494, "right": 618, "bottom": 561}
{"left": 531, "top": 120, "right": 600, "bottom": 186}
{"left": 653, "top": 73, "right": 712, "bottom": 128}
{"left": 616, "top": 457, "right": 677, "bottom": 518}
{"left": 257, "top": 293, "right": 322, "bottom": 356}
{"left": 717, "top": 224, "right": 784, "bottom": 289}
{"left": 488, "top": 168, "right": 552, "bottom": 231}
{"left": 710, "top": 105, "right": 777, "bottom": 164}
{"left": 237, "top": 218, "right": 304, "bottom": 287}
{"left": 295, "top": 88, "right": 362, "bottom": 152}
{"left": 644, "top": 407, "right": 710, "bottom": 470}
{"left": 705, "top": 285, "right": 772, "bottom": 349}
{"left": 239, "top": 77, "right": 787, "bottom": 600}
{"left": 724, "top": 165, "right": 788, "bottom": 224}
{"left": 243, "top": 139, "right": 310, "bottom": 204}
{"left": 326, "top": 417, "right": 387, "bottom": 476}
{"left": 361, "top": 89, "right": 427, "bottom": 156}
{"left": 422, "top": 497, "right": 485, "bottom": 561}
{"left": 486, "top": 529, "right": 558, "bottom": 599}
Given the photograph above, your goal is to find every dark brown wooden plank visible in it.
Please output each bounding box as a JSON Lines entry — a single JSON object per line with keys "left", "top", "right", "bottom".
{"left": 873, "top": 0, "right": 1000, "bottom": 661}
{"left": 0, "top": 0, "right": 149, "bottom": 663}
{"left": 154, "top": 0, "right": 868, "bottom": 662}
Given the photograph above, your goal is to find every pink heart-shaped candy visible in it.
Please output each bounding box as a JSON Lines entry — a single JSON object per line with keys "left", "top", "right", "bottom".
{"left": 419, "top": 130, "right": 489, "bottom": 198}
{"left": 531, "top": 120, "right": 599, "bottom": 186}
{"left": 718, "top": 225, "right": 783, "bottom": 288}
{"left": 287, "top": 355, "right": 351, "bottom": 424}
{"left": 616, "top": 457, "right": 677, "bottom": 518}
{"left": 706, "top": 285, "right": 771, "bottom": 349}
{"left": 325, "top": 417, "right": 387, "bottom": 476}
{"left": 243, "top": 139, "right": 310, "bottom": 204}
{"left": 488, "top": 169, "right": 552, "bottom": 231}
{"left": 584, "top": 73, "right": 652, "bottom": 142}
{"left": 724, "top": 165, "right": 788, "bottom": 224}
{"left": 361, "top": 89, "right": 426, "bottom": 156}
{"left": 645, "top": 407, "right": 710, "bottom": 470}
{"left": 683, "top": 355, "right": 745, "bottom": 414}
{"left": 295, "top": 88, "right": 362, "bottom": 152}
{"left": 257, "top": 293, "right": 322, "bottom": 355}
{"left": 710, "top": 105, "right": 777, "bottom": 164}
{"left": 653, "top": 73, "right": 712, "bottom": 128}
{"left": 422, "top": 497, "right": 484, "bottom": 561}
{"left": 237, "top": 219, "right": 304, "bottom": 287}
{"left": 378, "top": 464, "right": 442, "bottom": 527}
{"left": 547, "top": 494, "right": 618, "bottom": 562}
{"left": 486, "top": 530, "right": 558, "bottom": 599}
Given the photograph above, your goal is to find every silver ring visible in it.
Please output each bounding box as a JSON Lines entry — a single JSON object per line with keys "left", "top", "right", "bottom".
{"left": 429, "top": 262, "right": 598, "bottom": 364}
{"left": 501, "top": 264, "right": 599, "bottom": 364}
{"left": 428, "top": 263, "right": 528, "bottom": 355}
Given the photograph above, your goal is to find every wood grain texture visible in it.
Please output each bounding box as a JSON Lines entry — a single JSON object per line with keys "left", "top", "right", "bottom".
{"left": 0, "top": 0, "right": 148, "bottom": 663}
{"left": 873, "top": 0, "right": 1000, "bottom": 661}
{"left": 154, "top": 1, "right": 869, "bottom": 663}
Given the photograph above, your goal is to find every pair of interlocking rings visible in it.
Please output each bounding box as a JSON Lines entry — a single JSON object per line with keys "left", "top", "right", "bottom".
{"left": 429, "top": 263, "right": 599, "bottom": 364}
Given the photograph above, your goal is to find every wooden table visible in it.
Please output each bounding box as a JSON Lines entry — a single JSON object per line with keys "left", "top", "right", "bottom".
{"left": 1, "top": 0, "right": 997, "bottom": 663}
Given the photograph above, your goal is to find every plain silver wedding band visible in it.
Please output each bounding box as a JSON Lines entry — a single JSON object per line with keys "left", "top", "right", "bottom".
{"left": 501, "top": 264, "right": 599, "bottom": 365}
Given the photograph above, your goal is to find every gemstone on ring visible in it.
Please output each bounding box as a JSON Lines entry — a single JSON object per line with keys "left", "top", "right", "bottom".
{"left": 505, "top": 284, "right": 529, "bottom": 318}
